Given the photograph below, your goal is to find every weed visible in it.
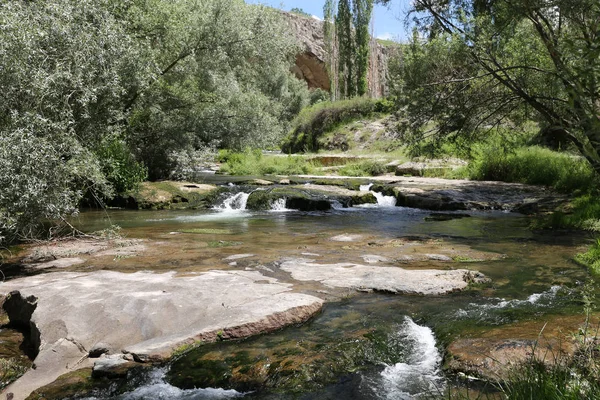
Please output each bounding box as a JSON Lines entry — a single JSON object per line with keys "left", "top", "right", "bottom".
{"left": 282, "top": 98, "right": 388, "bottom": 153}
{"left": 466, "top": 146, "right": 595, "bottom": 193}
{"left": 219, "top": 150, "right": 317, "bottom": 176}
{"left": 338, "top": 160, "right": 387, "bottom": 177}
{"left": 0, "top": 358, "right": 29, "bottom": 390}
{"left": 575, "top": 238, "right": 600, "bottom": 275}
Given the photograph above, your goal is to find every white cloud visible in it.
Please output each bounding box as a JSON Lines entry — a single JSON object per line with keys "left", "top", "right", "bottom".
{"left": 377, "top": 32, "right": 394, "bottom": 41}
{"left": 311, "top": 15, "right": 322, "bottom": 21}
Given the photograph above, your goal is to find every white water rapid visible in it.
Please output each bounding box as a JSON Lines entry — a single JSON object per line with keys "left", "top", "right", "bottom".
{"left": 376, "top": 317, "right": 444, "bottom": 399}
{"left": 83, "top": 368, "right": 245, "bottom": 400}
{"left": 215, "top": 192, "right": 250, "bottom": 212}
{"left": 359, "top": 183, "right": 397, "bottom": 207}
{"left": 455, "top": 285, "right": 564, "bottom": 321}
{"left": 269, "top": 197, "right": 291, "bottom": 212}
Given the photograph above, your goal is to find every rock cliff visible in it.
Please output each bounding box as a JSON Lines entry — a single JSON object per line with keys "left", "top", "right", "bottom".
{"left": 283, "top": 12, "right": 393, "bottom": 98}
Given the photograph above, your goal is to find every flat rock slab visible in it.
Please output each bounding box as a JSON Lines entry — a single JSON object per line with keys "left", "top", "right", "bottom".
{"left": 279, "top": 258, "right": 487, "bottom": 295}
{"left": 0, "top": 270, "right": 323, "bottom": 400}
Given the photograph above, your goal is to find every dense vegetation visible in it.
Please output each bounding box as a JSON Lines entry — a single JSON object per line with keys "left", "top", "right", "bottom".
{"left": 0, "top": 0, "right": 310, "bottom": 245}
{"left": 324, "top": 0, "right": 375, "bottom": 99}
{"left": 386, "top": 0, "right": 600, "bottom": 175}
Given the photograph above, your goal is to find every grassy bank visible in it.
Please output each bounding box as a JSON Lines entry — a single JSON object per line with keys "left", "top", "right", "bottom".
{"left": 218, "top": 150, "right": 317, "bottom": 176}
{"left": 281, "top": 97, "right": 394, "bottom": 153}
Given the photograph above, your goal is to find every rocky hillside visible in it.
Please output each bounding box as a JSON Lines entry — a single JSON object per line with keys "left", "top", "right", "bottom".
{"left": 283, "top": 11, "right": 394, "bottom": 98}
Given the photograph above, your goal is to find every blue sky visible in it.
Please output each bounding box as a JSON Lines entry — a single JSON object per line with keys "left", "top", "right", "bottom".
{"left": 245, "top": 0, "right": 413, "bottom": 42}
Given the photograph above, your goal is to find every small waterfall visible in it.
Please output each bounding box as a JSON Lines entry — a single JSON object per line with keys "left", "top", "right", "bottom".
{"left": 373, "top": 192, "right": 397, "bottom": 207}
{"left": 216, "top": 192, "right": 250, "bottom": 211}
{"left": 269, "top": 198, "right": 290, "bottom": 212}
{"left": 360, "top": 183, "right": 397, "bottom": 207}
{"left": 377, "top": 317, "right": 444, "bottom": 399}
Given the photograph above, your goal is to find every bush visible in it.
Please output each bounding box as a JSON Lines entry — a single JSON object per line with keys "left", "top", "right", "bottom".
{"left": 575, "top": 238, "right": 600, "bottom": 275}
{"left": 545, "top": 195, "right": 600, "bottom": 232}
{"left": 338, "top": 160, "right": 386, "bottom": 177}
{"left": 281, "top": 98, "right": 387, "bottom": 153}
{"left": 467, "top": 146, "right": 596, "bottom": 193}
{"left": 219, "top": 150, "right": 316, "bottom": 176}
{"left": 169, "top": 142, "right": 218, "bottom": 182}
{"left": 96, "top": 136, "right": 147, "bottom": 195}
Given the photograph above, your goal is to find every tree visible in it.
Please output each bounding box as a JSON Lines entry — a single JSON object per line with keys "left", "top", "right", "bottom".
{"left": 387, "top": 0, "right": 600, "bottom": 173}
{"left": 353, "top": 0, "right": 374, "bottom": 96}
{"left": 0, "top": 0, "right": 308, "bottom": 243}
{"left": 0, "top": 0, "right": 146, "bottom": 243}
{"left": 324, "top": 0, "right": 374, "bottom": 99}
{"left": 124, "top": 0, "right": 308, "bottom": 179}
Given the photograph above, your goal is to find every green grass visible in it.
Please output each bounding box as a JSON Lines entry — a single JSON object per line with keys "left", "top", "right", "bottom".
{"left": 575, "top": 238, "right": 600, "bottom": 275}
{"left": 338, "top": 160, "right": 387, "bottom": 177}
{"left": 496, "top": 358, "right": 600, "bottom": 400}
{"left": 466, "top": 146, "right": 596, "bottom": 193}
{"left": 281, "top": 97, "right": 394, "bottom": 153}
{"left": 545, "top": 195, "right": 600, "bottom": 232}
{"left": 219, "top": 150, "right": 317, "bottom": 176}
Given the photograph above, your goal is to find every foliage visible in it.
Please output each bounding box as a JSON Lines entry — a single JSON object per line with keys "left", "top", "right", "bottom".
{"left": 282, "top": 98, "right": 382, "bottom": 153}
{"left": 125, "top": 0, "right": 309, "bottom": 179}
{"left": 290, "top": 8, "right": 310, "bottom": 17}
{"left": 169, "top": 141, "right": 218, "bottom": 182}
{"left": 309, "top": 89, "right": 330, "bottom": 105}
{"left": 390, "top": 0, "right": 600, "bottom": 176}
{"left": 498, "top": 357, "right": 600, "bottom": 400}
{"left": 0, "top": 0, "right": 144, "bottom": 244}
{"left": 338, "top": 160, "right": 386, "bottom": 176}
{"left": 96, "top": 136, "right": 147, "bottom": 195}
{"left": 547, "top": 195, "right": 600, "bottom": 232}
{"left": 575, "top": 239, "right": 600, "bottom": 275}
{"left": 219, "top": 150, "right": 317, "bottom": 176}
{"left": 324, "top": 0, "right": 374, "bottom": 99}
{"left": 0, "top": 0, "right": 307, "bottom": 244}
{"left": 466, "top": 146, "right": 595, "bottom": 193}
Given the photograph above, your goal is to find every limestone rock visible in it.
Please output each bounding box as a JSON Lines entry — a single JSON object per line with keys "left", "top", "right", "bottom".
{"left": 92, "top": 355, "right": 132, "bottom": 379}
{"left": 283, "top": 11, "right": 391, "bottom": 97}
{"left": 88, "top": 343, "right": 111, "bottom": 358}
{"left": 279, "top": 258, "right": 486, "bottom": 295}
{"left": 0, "top": 270, "right": 323, "bottom": 399}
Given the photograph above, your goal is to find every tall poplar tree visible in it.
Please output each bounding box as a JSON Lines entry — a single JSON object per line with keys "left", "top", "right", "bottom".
{"left": 324, "top": 0, "right": 374, "bottom": 99}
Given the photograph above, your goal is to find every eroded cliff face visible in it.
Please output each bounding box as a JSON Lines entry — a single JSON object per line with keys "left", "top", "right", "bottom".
{"left": 283, "top": 12, "right": 392, "bottom": 98}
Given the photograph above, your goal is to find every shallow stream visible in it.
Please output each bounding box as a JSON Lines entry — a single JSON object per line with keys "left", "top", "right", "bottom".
{"left": 63, "top": 186, "right": 594, "bottom": 399}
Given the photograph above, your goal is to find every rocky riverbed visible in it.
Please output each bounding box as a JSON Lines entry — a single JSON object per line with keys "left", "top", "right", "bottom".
{"left": 0, "top": 176, "right": 581, "bottom": 399}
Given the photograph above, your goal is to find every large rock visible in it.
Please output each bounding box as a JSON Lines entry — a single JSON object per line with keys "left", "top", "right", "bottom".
{"left": 0, "top": 270, "right": 323, "bottom": 399}
{"left": 283, "top": 11, "right": 391, "bottom": 97}
{"left": 388, "top": 178, "right": 565, "bottom": 212}
{"left": 444, "top": 315, "right": 589, "bottom": 380}
{"left": 279, "top": 258, "right": 488, "bottom": 295}
{"left": 246, "top": 187, "right": 332, "bottom": 211}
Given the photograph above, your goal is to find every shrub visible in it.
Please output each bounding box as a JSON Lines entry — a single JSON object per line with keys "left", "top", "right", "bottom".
{"left": 96, "top": 136, "right": 147, "bottom": 195}
{"left": 219, "top": 150, "right": 316, "bottom": 176}
{"left": 282, "top": 98, "right": 386, "bottom": 153}
{"left": 575, "top": 238, "right": 600, "bottom": 275}
{"left": 338, "top": 160, "right": 386, "bottom": 177}
{"left": 467, "top": 146, "right": 596, "bottom": 193}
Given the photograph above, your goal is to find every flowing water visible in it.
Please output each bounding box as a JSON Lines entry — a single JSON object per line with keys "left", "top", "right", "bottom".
{"left": 66, "top": 187, "right": 594, "bottom": 399}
